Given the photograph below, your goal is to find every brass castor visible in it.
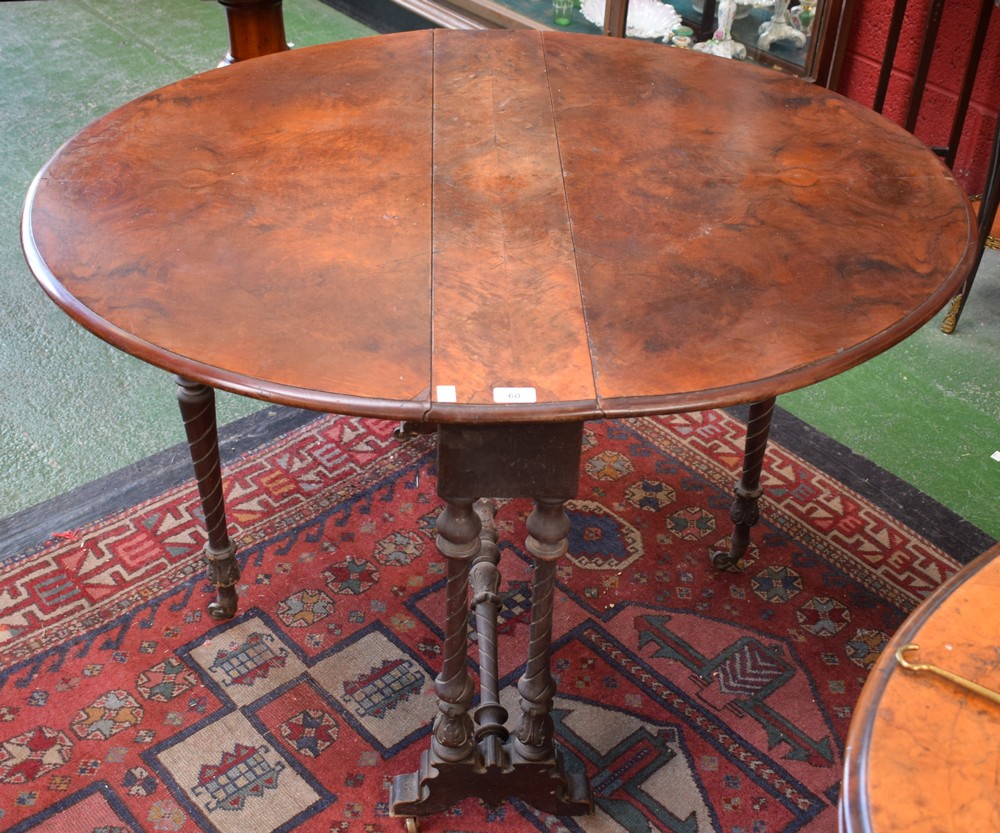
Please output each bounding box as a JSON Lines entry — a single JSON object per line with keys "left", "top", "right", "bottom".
{"left": 709, "top": 547, "right": 740, "bottom": 570}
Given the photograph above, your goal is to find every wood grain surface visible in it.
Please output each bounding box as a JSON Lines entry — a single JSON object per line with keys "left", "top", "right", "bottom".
{"left": 22, "top": 29, "right": 977, "bottom": 421}
{"left": 841, "top": 543, "right": 1000, "bottom": 832}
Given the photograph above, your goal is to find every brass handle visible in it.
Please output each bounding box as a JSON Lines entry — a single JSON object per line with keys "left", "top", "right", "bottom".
{"left": 895, "top": 644, "right": 1000, "bottom": 707}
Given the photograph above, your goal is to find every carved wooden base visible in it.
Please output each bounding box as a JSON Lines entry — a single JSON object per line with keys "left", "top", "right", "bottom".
{"left": 389, "top": 743, "right": 591, "bottom": 818}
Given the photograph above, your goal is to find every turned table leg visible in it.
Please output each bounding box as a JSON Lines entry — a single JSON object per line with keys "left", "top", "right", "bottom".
{"left": 430, "top": 498, "right": 479, "bottom": 764}
{"left": 710, "top": 397, "right": 776, "bottom": 570}
{"left": 216, "top": 0, "right": 290, "bottom": 65}
{"left": 470, "top": 500, "right": 510, "bottom": 766}
{"left": 175, "top": 376, "right": 239, "bottom": 619}
{"left": 514, "top": 499, "right": 566, "bottom": 761}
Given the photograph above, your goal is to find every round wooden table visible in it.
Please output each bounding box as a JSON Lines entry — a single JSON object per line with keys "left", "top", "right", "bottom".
{"left": 841, "top": 542, "right": 1000, "bottom": 832}
{"left": 21, "top": 29, "right": 977, "bottom": 822}
{"left": 23, "top": 30, "right": 975, "bottom": 421}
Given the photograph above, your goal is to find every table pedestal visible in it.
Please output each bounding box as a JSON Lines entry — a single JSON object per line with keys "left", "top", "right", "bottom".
{"left": 389, "top": 422, "right": 593, "bottom": 820}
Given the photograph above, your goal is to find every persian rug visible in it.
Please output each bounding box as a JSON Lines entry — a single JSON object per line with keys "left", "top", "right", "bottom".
{"left": 0, "top": 411, "right": 973, "bottom": 833}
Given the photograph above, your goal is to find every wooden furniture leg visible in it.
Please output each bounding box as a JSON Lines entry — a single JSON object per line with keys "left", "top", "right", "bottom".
{"left": 711, "top": 397, "right": 776, "bottom": 569}
{"left": 217, "top": 0, "right": 289, "bottom": 64}
{"left": 389, "top": 423, "right": 592, "bottom": 821}
{"left": 514, "top": 499, "right": 569, "bottom": 761}
{"left": 942, "top": 105, "right": 1000, "bottom": 333}
{"left": 470, "top": 500, "right": 510, "bottom": 767}
{"left": 175, "top": 376, "right": 239, "bottom": 619}
{"left": 429, "top": 497, "right": 479, "bottom": 765}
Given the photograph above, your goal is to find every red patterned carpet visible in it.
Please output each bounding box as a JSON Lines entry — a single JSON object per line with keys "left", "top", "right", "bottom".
{"left": 0, "top": 411, "right": 966, "bottom": 832}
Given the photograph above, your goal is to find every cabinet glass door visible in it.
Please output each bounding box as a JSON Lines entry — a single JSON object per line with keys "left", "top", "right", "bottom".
{"left": 426, "top": 0, "right": 851, "bottom": 85}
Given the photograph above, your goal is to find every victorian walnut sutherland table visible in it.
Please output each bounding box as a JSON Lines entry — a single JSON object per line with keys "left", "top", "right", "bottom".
{"left": 22, "top": 29, "right": 976, "bottom": 824}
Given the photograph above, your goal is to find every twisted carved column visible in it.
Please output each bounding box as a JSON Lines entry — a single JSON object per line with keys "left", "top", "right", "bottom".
{"left": 430, "top": 498, "right": 479, "bottom": 763}
{"left": 711, "top": 396, "right": 776, "bottom": 569}
{"left": 175, "top": 377, "right": 239, "bottom": 619}
{"left": 515, "top": 498, "right": 568, "bottom": 761}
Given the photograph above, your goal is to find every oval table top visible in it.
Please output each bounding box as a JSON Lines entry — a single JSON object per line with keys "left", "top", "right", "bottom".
{"left": 841, "top": 543, "right": 1000, "bottom": 832}
{"left": 22, "top": 29, "right": 977, "bottom": 423}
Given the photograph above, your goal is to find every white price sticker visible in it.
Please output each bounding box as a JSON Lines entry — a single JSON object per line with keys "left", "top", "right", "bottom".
{"left": 436, "top": 385, "right": 457, "bottom": 403}
{"left": 493, "top": 387, "right": 537, "bottom": 404}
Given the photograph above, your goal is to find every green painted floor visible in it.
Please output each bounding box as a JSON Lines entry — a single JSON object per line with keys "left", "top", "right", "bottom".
{"left": 780, "top": 268, "right": 1000, "bottom": 540}
{"left": 2, "top": 1, "right": 998, "bottom": 544}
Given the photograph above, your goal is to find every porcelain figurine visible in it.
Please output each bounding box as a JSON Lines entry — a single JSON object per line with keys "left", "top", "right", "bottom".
{"left": 693, "top": 0, "right": 747, "bottom": 58}
{"left": 791, "top": 0, "right": 817, "bottom": 36}
{"left": 670, "top": 23, "right": 695, "bottom": 47}
{"left": 758, "top": 0, "right": 807, "bottom": 50}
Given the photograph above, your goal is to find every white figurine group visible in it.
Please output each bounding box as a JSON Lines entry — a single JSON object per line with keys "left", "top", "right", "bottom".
{"left": 577, "top": 0, "right": 811, "bottom": 60}
{"left": 690, "top": 0, "right": 809, "bottom": 60}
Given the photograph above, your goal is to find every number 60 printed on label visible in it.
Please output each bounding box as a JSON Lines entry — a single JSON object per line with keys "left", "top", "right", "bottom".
{"left": 493, "top": 387, "right": 537, "bottom": 403}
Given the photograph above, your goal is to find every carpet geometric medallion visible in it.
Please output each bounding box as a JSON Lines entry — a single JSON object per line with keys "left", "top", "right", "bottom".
{"left": 0, "top": 412, "right": 965, "bottom": 832}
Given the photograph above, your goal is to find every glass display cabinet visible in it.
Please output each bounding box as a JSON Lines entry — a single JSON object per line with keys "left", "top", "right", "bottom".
{"left": 380, "top": 0, "right": 854, "bottom": 86}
